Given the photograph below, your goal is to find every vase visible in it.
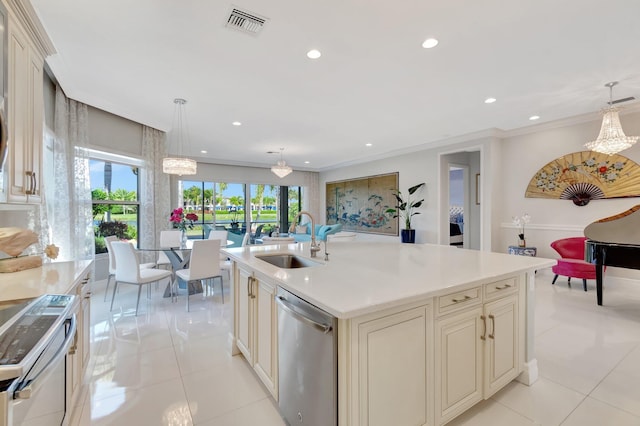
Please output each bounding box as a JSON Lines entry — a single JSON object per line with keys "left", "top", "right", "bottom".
{"left": 181, "top": 230, "right": 188, "bottom": 248}
{"left": 518, "top": 238, "right": 526, "bottom": 248}
{"left": 401, "top": 229, "right": 416, "bottom": 243}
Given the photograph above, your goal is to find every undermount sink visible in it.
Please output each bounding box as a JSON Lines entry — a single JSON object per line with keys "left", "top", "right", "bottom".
{"left": 255, "top": 254, "right": 321, "bottom": 269}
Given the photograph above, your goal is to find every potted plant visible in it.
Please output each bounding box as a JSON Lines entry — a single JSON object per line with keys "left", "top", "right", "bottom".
{"left": 386, "top": 182, "right": 425, "bottom": 243}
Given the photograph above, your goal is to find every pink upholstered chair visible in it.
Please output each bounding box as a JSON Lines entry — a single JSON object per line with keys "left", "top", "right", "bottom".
{"left": 550, "top": 237, "right": 601, "bottom": 291}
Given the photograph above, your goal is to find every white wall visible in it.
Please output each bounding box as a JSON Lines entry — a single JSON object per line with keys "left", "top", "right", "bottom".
{"left": 499, "top": 110, "right": 640, "bottom": 278}
{"left": 320, "top": 109, "right": 640, "bottom": 280}
{"left": 319, "top": 136, "right": 499, "bottom": 246}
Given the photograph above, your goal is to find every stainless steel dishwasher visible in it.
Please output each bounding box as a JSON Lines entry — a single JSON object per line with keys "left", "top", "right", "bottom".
{"left": 276, "top": 287, "right": 337, "bottom": 426}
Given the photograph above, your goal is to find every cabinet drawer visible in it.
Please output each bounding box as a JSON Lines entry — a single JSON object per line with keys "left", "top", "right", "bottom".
{"left": 484, "top": 277, "right": 518, "bottom": 300}
{"left": 437, "top": 287, "right": 481, "bottom": 316}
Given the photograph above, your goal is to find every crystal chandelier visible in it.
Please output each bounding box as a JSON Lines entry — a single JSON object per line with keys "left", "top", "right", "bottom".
{"left": 585, "top": 82, "right": 639, "bottom": 155}
{"left": 271, "top": 148, "right": 292, "bottom": 178}
{"left": 163, "top": 98, "right": 197, "bottom": 175}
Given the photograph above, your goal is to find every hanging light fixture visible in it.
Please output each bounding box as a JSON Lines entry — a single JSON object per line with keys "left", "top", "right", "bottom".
{"left": 163, "top": 98, "right": 197, "bottom": 175}
{"left": 271, "top": 148, "right": 292, "bottom": 178}
{"left": 585, "top": 82, "right": 639, "bottom": 155}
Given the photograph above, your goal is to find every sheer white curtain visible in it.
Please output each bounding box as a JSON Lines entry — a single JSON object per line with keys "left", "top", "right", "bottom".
{"left": 48, "top": 86, "right": 93, "bottom": 261}
{"left": 303, "top": 171, "right": 321, "bottom": 222}
{"left": 140, "top": 126, "right": 170, "bottom": 258}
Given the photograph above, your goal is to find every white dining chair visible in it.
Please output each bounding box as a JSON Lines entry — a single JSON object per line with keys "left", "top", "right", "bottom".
{"left": 241, "top": 232, "right": 250, "bottom": 247}
{"left": 104, "top": 235, "right": 155, "bottom": 302}
{"left": 175, "top": 239, "right": 228, "bottom": 311}
{"left": 157, "top": 230, "right": 182, "bottom": 269}
{"left": 109, "top": 241, "right": 173, "bottom": 315}
{"left": 208, "top": 230, "right": 229, "bottom": 260}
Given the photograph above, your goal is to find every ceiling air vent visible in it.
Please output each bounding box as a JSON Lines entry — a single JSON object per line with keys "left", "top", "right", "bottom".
{"left": 226, "top": 7, "right": 267, "bottom": 35}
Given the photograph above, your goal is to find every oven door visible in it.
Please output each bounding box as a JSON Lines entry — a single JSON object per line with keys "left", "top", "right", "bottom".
{"left": 10, "top": 315, "right": 76, "bottom": 426}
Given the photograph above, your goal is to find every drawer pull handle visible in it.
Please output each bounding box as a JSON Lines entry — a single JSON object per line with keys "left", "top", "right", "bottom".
{"left": 452, "top": 295, "right": 471, "bottom": 303}
{"left": 480, "top": 315, "right": 487, "bottom": 340}
{"left": 495, "top": 284, "right": 512, "bottom": 290}
{"left": 488, "top": 314, "right": 496, "bottom": 339}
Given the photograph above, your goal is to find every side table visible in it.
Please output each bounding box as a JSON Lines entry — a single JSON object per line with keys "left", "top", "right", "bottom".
{"left": 508, "top": 246, "right": 537, "bottom": 257}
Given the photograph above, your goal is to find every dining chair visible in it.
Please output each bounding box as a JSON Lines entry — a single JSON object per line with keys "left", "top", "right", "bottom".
{"left": 175, "top": 239, "right": 227, "bottom": 311}
{"left": 157, "top": 230, "right": 183, "bottom": 269}
{"left": 109, "top": 241, "right": 173, "bottom": 315}
{"left": 208, "top": 230, "right": 229, "bottom": 260}
{"left": 241, "top": 232, "right": 250, "bottom": 247}
{"left": 104, "top": 235, "right": 156, "bottom": 302}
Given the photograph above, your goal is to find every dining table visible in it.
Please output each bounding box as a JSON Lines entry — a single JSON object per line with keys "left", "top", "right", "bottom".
{"left": 138, "top": 238, "right": 234, "bottom": 300}
{"left": 138, "top": 243, "right": 198, "bottom": 299}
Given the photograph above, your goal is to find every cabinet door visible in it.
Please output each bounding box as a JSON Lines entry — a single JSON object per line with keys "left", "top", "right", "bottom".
{"left": 81, "top": 293, "right": 91, "bottom": 370}
{"left": 236, "top": 267, "right": 253, "bottom": 363}
{"left": 26, "top": 48, "right": 43, "bottom": 203}
{"left": 7, "top": 18, "right": 29, "bottom": 202}
{"left": 435, "top": 307, "right": 483, "bottom": 425}
{"left": 7, "top": 17, "right": 43, "bottom": 204}
{"left": 483, "top": 294, "right": 519, "bottom": 397}
{"left": 254, "top": 278, "right": 278, "bottom": 398}
{"left": 356, "top": 306, "right": 431, "bottom": 426}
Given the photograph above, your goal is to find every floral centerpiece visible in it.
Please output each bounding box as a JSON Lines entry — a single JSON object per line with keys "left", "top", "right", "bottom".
{"left": 170, "top": 208, "right": 198, "bottom": 232}
{"left": 512, "top": 213, "right": 531, "bottom": 247}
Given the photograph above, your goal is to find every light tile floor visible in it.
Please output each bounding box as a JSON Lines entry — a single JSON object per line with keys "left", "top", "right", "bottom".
{"left": 72, "top": 269, "right": 640, "bottom": 425}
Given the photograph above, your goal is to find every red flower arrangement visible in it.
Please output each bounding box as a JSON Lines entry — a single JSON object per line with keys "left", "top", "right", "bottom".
{"left": 170, "top": 207, "right": 198, "bottom": 231}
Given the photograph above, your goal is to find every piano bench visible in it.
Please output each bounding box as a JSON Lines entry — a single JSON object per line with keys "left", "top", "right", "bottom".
{"left": 551, "top": 259, "right": 599, "bottom": 292}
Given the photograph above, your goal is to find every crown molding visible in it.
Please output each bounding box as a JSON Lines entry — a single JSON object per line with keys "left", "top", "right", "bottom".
{"left": 503, "top": 102, "right": 640, "bottom": 139}
{"left": 6, "top": 0, "right": 56, "bottom": 56}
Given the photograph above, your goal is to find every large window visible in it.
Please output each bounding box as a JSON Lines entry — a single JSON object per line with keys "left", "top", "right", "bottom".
{"left": 90, "top": 151, "right": 142, "bottom": 254}
{"left": 178, "top": 180, "right": 303, "bottom": 245}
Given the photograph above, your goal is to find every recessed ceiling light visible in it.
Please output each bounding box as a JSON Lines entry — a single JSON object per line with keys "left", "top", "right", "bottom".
{"left": 365, "top": 143, "right": 373, "bottom": 147}
{"left": 232, "top": 121, "right": 242, "bottom": 126}
{"left": 529, "top": 115, "right": 540, "bottom": 121}
{"left": 422, "top": 38, "right": 439, "bottom": 48}
{"left": 201, "top": 150, "right": 208, "bottom": 154}
{"left": 484, "top": 97, "right": 497, "bottom": 104}
{"left": 307, "top": 49, "right": 321, "bottom": 59}
{"left": 304, "top": 161, "right": 310, "bottom": 164}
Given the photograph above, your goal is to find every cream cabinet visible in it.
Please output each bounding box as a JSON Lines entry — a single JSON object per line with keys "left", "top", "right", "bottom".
{"left": 6, "top": 14, "right": 44, "bottom": 203}
{"left": 236, "top": 266, "right": 253, "bottom": 362}
{"left": 234, "top": 264, "right": 278, "bottom": 398}
{"left": 343, "top": 303, "right": 434, "bottom": 426}
{"left": 65, "top": 264, "right": 92, "bottom": 420}
{"left": 435, "top": 278, "right": 520, "bottom": 425}
{"left": 2, "top": 0, "right": 54, "bottom": 204}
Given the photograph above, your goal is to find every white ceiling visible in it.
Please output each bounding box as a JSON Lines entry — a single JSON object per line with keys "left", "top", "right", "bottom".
{"left": 31, "top": 0, "right": 640, "bottom": 171}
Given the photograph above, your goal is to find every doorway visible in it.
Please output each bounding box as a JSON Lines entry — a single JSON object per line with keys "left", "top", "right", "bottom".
{"left": 449, "top": 165, "right": 467, "bottom": 248}
{"left": 440, "top": 150, "right": 481, "bottom": 250}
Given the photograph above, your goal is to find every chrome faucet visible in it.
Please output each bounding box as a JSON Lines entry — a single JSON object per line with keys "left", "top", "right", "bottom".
{"left": 291, "top": 211, "right": 321, "bottom": 258}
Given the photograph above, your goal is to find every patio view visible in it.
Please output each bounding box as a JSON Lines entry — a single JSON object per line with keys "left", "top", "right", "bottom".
{"left": 90, "top": 158, "right": 303, "bottom": 253}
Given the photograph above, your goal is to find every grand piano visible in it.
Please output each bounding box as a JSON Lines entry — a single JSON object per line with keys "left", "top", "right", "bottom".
{"left": 584, "top": 204, "right": 640, "bottom": 305}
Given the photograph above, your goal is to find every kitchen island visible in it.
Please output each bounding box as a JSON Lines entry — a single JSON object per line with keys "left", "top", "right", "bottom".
{"left": 224, "top": 242, "right": 554, "bottom": 426}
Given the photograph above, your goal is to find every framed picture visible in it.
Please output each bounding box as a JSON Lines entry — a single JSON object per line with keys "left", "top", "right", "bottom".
{"left": 475, "top": 173, "right": 481, "bottom": 205}
{"left": 326, "top": 172, "right": 398, "bottom": 235}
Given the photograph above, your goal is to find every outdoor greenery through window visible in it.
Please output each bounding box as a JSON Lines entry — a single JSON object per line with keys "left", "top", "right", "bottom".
{"left": 90, "top": 152, "right": 142, "bottom": 254}
{"left": 179, "top": 180, "right": 303, "bottom": 246}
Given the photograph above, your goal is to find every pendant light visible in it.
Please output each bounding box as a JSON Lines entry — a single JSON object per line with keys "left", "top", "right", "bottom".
{"left": 585, "top": 82, "right": 639, "bottom": 155}
{"left": 271, "top": 148, "right": 292, "bottom": 178}
{"left": 163, "top": 98, "right": 197, "bottom": 175}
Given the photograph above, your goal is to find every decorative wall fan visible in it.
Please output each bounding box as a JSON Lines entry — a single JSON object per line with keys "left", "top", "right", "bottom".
{"left": 525, "top": 151, "right": 640, "bottom": 206}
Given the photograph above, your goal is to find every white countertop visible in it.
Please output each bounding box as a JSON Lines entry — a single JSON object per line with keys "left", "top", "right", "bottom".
{"left": 0, "top": 260, "right": 93, "bottom": 304}
{"left": 223, "top": 242, "right": 555, "bottom": 319}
